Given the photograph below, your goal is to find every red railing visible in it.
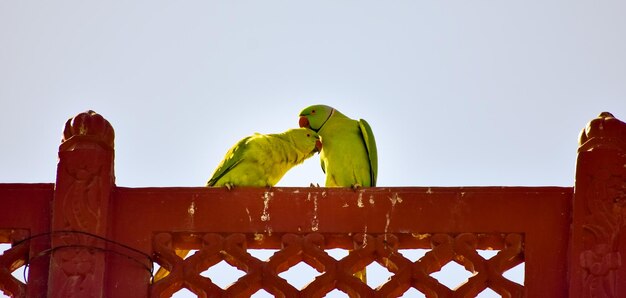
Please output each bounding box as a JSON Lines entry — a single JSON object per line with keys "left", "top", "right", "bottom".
{"left": 0, "top": 111, "right": 625, "bottom": 297}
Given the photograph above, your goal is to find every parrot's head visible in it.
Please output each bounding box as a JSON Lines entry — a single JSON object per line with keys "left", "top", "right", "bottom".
{"left": 287, "top": 128, "right": 322, "bottom": 156}
{"left": 298, "top": 105, "right": 334, "bottom": 132}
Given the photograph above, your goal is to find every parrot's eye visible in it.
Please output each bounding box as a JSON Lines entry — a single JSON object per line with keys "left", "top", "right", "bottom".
{"left": 306, "top": 133, "right": 310, "bottom": 137}
{"left": 311, "top": 109, "right": 316, "bottom": 114}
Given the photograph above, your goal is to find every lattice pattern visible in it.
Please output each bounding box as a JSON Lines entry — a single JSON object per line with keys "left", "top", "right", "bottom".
{"left": 151, "top": 232, "right": 524, "bottom": 297}
{"left": 0, "top": 229, "right": 29, "bottom": 298}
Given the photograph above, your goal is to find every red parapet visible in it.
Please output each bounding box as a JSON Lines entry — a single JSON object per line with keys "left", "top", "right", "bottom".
{"left": 108, "top": 186, "right": 571, "bottom": 297}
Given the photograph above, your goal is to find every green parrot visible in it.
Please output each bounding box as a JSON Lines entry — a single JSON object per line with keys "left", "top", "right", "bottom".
{"left": 298, "top": 104, "right": 377, "bottom": 188}
{"left": 206, "top": 127, "right": 322, "bottom": 188}
{"left": 153, "top": 127, "right": 322, "bottom": 282}
{"left": 298, "top": 104, "right": 377, "bottom": 283}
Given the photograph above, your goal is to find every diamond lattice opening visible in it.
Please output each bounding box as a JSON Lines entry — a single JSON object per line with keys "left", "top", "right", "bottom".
{"left": 503, "top": 262, "right": 525, "bottom": 285}
{"left": 200, "top": 260, "right": 247, "bottom": 289}
{"left": 251, "top": 288, "right": 272, "bottom": 297}
{"left": 278, "top": 261, "right": 323, "bottom": 289}
{"left": 398, "top": 249, "right": 429, "bottom": 262}
{"left": 324, "top": 288, "right": 349, "bottom": 297}
{"left": 477, "top": 249, "right": 499, "bottom": 260}
{"left": 326, "top": 248, "right": 349, "bottom": 260}
{"left": 171, "top": 287, "right": 196, "bottom": 298}
{"left": 476, "top": 287, "right": 499, "bottom": 297}
{"left": 0, "top": 243, "right": 27, "bottom": 283}
{"left": 152, "top": 249, "right": 199, "bottom": 281}
{"left": 12, "top": 264, "right": 27, "bottom": 282}
{"left": 364, "top": 261, "right": 394, "bottom": 289}
{"left": 152, "top": 262, "right": 161, "bottom": 279}
{"left": 430, "top": 261, "right": 474, "bottom": 290}
{"left": 184, "top": 249, "right": 199, "bottom": 259}
{"left": 399, "top": 287, "right": 426, "bottom": 298}
{"left": 248, "top": 249, "right": 278, "bottom": 261}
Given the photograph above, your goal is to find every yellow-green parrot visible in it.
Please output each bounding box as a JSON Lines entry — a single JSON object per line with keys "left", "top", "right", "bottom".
{"left": 207, "top": 127, "right": 322, "bottom": 188}
{"left": 298, "top": 105, "right": 377, "bottom": 188}
{"left": 298, "top": 104, "right": 377, "bottom": 283}
{"left": 153, "top": 128, "right": 322, "bottom": 282}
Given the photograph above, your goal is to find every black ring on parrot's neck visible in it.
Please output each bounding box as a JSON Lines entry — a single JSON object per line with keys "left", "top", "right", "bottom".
{"left": 316, "top": 108, "right": 334, "bottom": 132}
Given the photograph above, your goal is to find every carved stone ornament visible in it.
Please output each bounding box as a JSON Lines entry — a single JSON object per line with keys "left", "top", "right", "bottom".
{"left": 578, "top": 112, "right": 626, "bottom": 298}
{"left": 60, "top": 110, "right": 115, "bottom": 152}
{"left": 49, "top": 110, "right": 115, "bottom": 297}
{"left": 579, "top": 112, "right": 626, "bottom": 153}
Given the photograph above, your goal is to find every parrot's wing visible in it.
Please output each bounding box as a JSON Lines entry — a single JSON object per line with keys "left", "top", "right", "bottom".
{"left": 358, "top": 119, "right": 378, "bottom": 186}
{"left": 207, "top": 137, "right": 250, "bottom": 186}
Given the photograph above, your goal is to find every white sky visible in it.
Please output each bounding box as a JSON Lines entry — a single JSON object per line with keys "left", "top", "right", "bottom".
{"left": 1, "top": 1, "right": 625, "bottom": 188}
{"left": 1, "top": 1, "right": 625, "bottom": 297}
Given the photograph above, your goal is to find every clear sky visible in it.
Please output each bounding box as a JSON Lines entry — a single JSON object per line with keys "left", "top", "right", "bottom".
{"left": 1, "top": 1, "right": 625, "bottom": 188}
{"left": 1, "top": 1, "right": 625, "bottom": 297}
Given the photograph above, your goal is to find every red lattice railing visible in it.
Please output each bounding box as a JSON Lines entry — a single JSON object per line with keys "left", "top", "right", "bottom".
{"left": 1, "top": 111, "right": 625, "bottom": 297}
{"left": 150, "top": 232, "right": 525, "bottom": 297}
{"left": 128, "top": 186, "right": 570, "bottom": 297}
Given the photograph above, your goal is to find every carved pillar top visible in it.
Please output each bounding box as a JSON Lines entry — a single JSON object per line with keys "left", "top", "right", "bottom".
{"left": 571, "top": 112, "right": 626, "bottom": 298}
{"left": 578, "top": 112, "right": 626, "bottom": 153}
{"left": 49, "top": 110, "right": 116, "bottom": 297}
{"left": 60, "top": 110, "right": 115, "bottom": 152}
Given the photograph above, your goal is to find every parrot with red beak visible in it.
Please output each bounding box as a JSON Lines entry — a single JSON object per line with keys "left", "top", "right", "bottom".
{"left": 299, "top": 104, "right": 377, "bottom": 188}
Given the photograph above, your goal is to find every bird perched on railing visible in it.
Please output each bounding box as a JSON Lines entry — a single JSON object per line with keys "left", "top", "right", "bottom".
{"left": 206, "top": 127, "right": 322, "bottom": 189}
{"left": 298, "top": 104, "right": 377, "bottom": 283}
{"left": 153, "top": 127, "right": 322, "bottom": 282}
{"left": 298, "top": 104, "right": 377, "bottom": 188}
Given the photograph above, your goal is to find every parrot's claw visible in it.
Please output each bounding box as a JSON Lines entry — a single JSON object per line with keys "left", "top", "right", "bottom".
{"left": 351, "top": 183, "right": 362, "bottom": 191}
{"left": 225, "top": 183, "right": 235, "bottom": 191}
{"left": 309, "top": 183, "right": 320, "bottom": 187}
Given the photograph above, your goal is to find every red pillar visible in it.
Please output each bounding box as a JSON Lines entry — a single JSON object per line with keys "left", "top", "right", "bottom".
{"left": 47, "top": 111, "right": 115, "bottom": 298}
{"left": 570, "top": 112, "right": 626, "bottom": 297}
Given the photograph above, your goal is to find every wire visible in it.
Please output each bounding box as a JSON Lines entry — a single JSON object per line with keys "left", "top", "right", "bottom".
{"left": 8, "top": 230, "right": 154, "bottom": 282}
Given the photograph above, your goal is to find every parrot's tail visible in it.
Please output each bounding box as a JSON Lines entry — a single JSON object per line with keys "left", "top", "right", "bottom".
{"left": 152, "top": 249, "right": 190, "bottom": 282}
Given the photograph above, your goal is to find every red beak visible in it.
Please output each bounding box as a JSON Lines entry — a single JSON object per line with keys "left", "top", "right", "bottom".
{"left": 299, "top": 116, "right": 310, "bottom": 128}
{"left": 315, "top": 140, "right": 323, "bottom": 152}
